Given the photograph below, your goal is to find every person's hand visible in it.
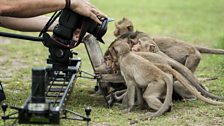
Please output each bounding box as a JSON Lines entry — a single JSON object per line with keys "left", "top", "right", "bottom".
{"left": 70, "top": 0, "right": 107, "bottom": 24}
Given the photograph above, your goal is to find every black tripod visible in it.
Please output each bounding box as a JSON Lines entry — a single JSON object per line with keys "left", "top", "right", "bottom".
{"left": 0, "top": 31, "right": 91, "bottom": 125}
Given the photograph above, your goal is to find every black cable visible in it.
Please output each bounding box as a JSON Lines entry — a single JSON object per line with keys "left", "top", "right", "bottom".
{"left": 0, "top": 32, "right": 43, "bottom": 42}
{"left": 39, "top": 11, "right": 58, "bottom": 37}
{"left": 39, "top": 11, "right": 62, "bottom": 37}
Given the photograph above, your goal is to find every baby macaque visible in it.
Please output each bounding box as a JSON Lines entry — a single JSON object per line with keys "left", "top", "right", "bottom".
{"left": 114, "top": 17, "right": 134, "bottom": 37}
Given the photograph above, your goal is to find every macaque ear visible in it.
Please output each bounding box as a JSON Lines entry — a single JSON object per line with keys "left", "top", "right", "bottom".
{"left": 115, "top": 22, "right": 118, "bottom": 27}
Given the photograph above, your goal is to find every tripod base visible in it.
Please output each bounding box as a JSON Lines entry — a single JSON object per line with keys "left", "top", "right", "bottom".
{"left": 2, "top": 58, "right": 91, "bottom": 125}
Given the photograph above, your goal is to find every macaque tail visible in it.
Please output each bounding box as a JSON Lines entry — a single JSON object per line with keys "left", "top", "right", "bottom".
{"left": 196, "top": 46, "right": 224, "bottom": 54}
{"left": 159, "top": 64, "right": 224, "bottom": 105}
{"left": 168, "top": 59, "right": 224, "bottom": 100}
{"left": 146, "top": 75, "right": 173, "bottom": 118}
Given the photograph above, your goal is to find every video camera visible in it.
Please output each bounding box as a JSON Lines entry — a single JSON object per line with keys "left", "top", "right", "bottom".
{"left": 0, "top": 8, "right": 109, "bottom": 125}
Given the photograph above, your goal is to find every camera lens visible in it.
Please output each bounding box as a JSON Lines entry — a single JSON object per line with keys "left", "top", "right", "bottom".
{"left": 53, "top": 9, "right": 109, "bottom": 47}
{"left": 95, "top": 18, "right": 108, "bottom": 43}
{"left": 86, "top": 17, "right": 108, "bottom": 43}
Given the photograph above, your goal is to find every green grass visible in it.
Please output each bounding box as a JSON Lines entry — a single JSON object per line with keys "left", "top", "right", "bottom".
{"left": 1, "top": 0, "right": 224, "bottom": 125}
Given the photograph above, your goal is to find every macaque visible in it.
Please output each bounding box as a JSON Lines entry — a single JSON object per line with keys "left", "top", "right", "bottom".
{"left": 112, "top": 41, "right": 224, "bottom": 119}
{"left": 130, "top": 32, "right": 223, "bottom": 100}
{"left": 114, "top": 17, "right": 134, "bottom": 37}
{"left": 105, "top": 33, "right": 223, "bottom": 101}
{"left": 153, "top": 37, "right": 224, "bottom": 72}
{"left": 114, "top": 18, "right": 224, "bottom": 73}
{"left": 113, "top": 40, "right": 173, "bottom": 117}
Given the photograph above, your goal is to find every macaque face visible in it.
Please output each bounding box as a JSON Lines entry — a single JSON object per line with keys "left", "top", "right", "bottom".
{"left": 127, "top": 32, "right": 150, "bottom": 50}
{"left": 127, "top": 37, "right": 138, "bottom": 49}
{"left": 131, "top": 43, "right": 141, "bottom": 52}
{"left": 114, "top": 23, "right": 126, "bottom": 37}
{"left": 114, "top": 18, "right": 134, "bottom": 37}
{"left": 105, "top": 55, "right": 112, "bottom": 67}
{"left": 104, "top": 54, "right": 120, "bottom": 74}
{"left": 104, "top": 46, "right": 121, "bottom": 74}
{"left": 131, "top": 37, "right": 157, "bottom": 53}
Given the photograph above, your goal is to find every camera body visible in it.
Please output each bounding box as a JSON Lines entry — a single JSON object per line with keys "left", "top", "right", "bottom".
{"left": 53, "top": 8, "right": 108, "bottom": 46}
{"left": 43, "top": 9, "right": 108, "bottom": 68}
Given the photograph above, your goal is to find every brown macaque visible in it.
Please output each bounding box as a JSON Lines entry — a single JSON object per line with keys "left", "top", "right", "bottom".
{"left": 153, "top": 37, "right": 224, "bottom": 72}
{"left": 154, "top": 64, "right": 224, "bottom": 105}
{"left": 114, "top": 17, "right": 134, "bottom": 37}
{"left": 114, "top": 18, "right": 224, "bottom": 73}
{"left": 103, "top": 33, "right": 136, "bottom": 74}
{"left": 107, "top": 33, "right": 223, "bottom": 101}
{"left": 102, "top": 30, "right": 223, "bottom": 101}
{"left": 112, "top": 41, "right": 224, "bottom": 119}
{"left": 112, "top": 40, "right": 173, "bottom": 117}
{"left": 112, "top": 62, "right": 224, "bottom": 113}
{"left": 130, "top": 33, "right": 224, "bottom": 100}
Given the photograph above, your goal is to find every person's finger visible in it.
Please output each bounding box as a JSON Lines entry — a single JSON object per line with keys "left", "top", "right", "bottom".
{"left": 70, "top": 0, "right": 106, "bottom": 24}
{"left": 82, "top": 0, "right": 91, "bottom": 3}
{"left": 91, "top": 8, "right": 108, "bottom": 18}
{"left": 98, "top": 11, "right": 108, "bottom": 18}
{"left": 89, "top": 12, "right": 102, "bottom": 24}
{"left": 76, "top": 8, "right": 102, "bottom": 24}
{"left": 84, "top": 1, "right": 108, "bottom": 18}
{"left": 84, "top": 0, "right": 95, "bottom": 8}
{"left": 91, "top": 8, "right": 100, "bottom": 15}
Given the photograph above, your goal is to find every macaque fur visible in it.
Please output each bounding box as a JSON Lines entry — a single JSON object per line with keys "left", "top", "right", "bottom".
{"left": 112, "top": 41, "right": 224, "bottom": 118}
{"left": 114, "top": 18, "right": 224, "bottom": 73}
{"left": 114, "top": 17, "right": 134, "bottom": 37}
{"left": 115, "top": 40, "right": 224, "bottom": 105}
{"left": 107, "top": 32, "right": 223, "bottom": 100}
{"left": 98, "top": 20, "right": 224, "bottom": 107}
{"left": 103, "top": 32, "right": 224, "bottom": 105}
{"left": 130, "top": 32, "right": 223, "bottom": 100}
{"left": 113, "top": 41, "right": 173, "bottom": 117}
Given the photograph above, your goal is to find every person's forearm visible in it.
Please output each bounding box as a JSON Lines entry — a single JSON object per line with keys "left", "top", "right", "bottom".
{"left": 0, "top": 0, "right": 65, "bottom": 18}
{"left": 0, "top": 16, "right": 57, "bottom": 32}
{"left": 0, "top": 0, "right": 107, "bottom": 24}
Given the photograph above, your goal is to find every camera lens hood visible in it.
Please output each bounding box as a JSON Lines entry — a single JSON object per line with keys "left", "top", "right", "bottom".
{"left": 95, "top": 18, "right": 108, "bottom": 43}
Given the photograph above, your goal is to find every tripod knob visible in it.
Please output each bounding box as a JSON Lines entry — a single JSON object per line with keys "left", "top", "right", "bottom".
{"left": 85, "top": 106, "right": 92, "bottom": 117}
{"left": 1, "top": 103, "right": 8, "bottom": 112}
{"left": 71, "top": 51, "right": 78, "bottom": 55}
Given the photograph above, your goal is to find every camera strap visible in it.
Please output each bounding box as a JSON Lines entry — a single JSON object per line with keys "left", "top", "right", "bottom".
{"left": 39, "top": 11, "right": 62, "bottom": 37}
{"left": 65, "top": 0, "right": 71, "bottom": 9}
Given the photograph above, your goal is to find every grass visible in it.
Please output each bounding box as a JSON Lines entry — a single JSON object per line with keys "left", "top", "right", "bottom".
{"left": 0, "top": 0, "right": 224, "bottom": 125}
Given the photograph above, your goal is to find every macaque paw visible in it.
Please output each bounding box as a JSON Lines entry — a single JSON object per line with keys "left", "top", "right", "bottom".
{"left": 122, "top": 108, "right": 131, "bottom": 113}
